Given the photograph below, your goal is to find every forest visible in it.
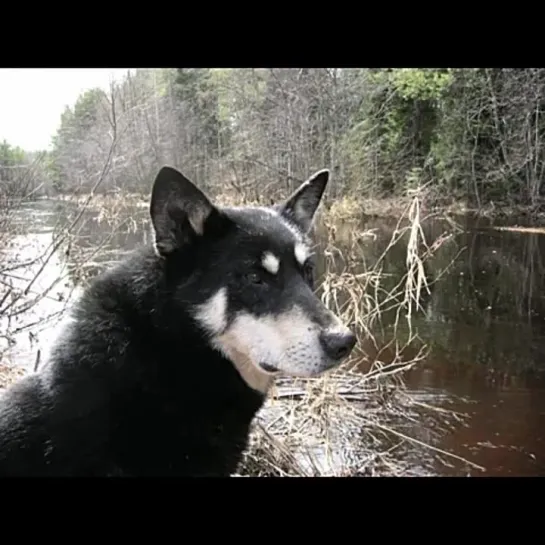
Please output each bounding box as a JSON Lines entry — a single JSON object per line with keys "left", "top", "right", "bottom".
{"left": 3, "top": 68, "right": 545, "bottom": 214}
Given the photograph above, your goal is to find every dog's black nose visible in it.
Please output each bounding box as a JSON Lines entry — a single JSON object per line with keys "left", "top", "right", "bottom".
{"left": 319, "top": 331, "right": 357, "bottom": 361}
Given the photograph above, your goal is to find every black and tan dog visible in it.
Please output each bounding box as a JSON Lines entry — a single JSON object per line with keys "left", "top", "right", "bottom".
{"left": 0, "top": 166, "right": 356, "bottom": 476}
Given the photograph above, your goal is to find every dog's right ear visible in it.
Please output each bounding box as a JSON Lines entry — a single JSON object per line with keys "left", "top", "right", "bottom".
{"left": 150, "top": 166, "right": 222, "bottom": 256}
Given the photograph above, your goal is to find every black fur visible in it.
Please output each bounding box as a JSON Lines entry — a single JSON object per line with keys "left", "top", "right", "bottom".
{"left": 0, "top": 246, "right": 266, "bottom": 476}
{"left": 0, "top": 166, "right": 330, "bottom": 477}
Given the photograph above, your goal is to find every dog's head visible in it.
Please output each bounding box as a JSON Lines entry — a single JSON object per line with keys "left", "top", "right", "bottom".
{"left": 150, "top": 166, "right": 356, "bottom": 392}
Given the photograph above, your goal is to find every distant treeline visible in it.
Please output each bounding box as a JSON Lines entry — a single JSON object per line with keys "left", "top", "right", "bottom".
{"left": 3, "top": 69, "right": 545, "bottom": 209}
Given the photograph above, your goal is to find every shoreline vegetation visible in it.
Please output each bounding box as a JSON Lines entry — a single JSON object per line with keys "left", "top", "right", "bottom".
{"left": 49, "top": 191, "right": 545, "bottom": 224}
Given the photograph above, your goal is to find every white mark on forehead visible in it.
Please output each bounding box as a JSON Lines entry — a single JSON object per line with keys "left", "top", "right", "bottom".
{"left": 294, "top": 242, "right": 310, "bottom": 266}
{"left": 193, "top": 287, "right": 228, "bottom": 336}
{"left": 262, "top": 252, "right": 280, "bottom": 275}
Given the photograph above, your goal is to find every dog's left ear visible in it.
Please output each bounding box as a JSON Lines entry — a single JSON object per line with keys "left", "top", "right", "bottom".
{"left": 277, "top": 169, "right": 329, "bottom": 233}
{"left": 150, "top": 166, "right": 223, "bottom": 256}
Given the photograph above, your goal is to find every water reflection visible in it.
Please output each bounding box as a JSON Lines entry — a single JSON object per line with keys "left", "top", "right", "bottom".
{"left": 340, "top": 213, "right": 545, "bottom": 476}
{"left": 2, "top": 201, "right": 545, "bottom": 476}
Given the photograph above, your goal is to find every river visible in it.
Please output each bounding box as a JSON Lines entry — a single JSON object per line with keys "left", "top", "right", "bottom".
{"left": 1, "top": 198, "right": 544, "bottom": 476}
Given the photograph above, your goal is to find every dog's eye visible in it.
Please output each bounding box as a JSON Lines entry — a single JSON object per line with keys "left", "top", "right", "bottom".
{"left": 246, "top": 272, "right": 264, "bottom": 285}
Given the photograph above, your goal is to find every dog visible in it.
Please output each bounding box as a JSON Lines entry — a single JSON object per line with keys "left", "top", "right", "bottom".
{"left": 0, "top": 165, "right": 356, "bottom": 476}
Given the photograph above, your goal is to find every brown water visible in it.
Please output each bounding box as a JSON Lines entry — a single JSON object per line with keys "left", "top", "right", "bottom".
{"left": 1, "top": 199, "right": 544, "bottom": 477}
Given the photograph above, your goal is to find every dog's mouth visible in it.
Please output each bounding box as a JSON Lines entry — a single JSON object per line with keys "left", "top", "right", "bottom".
{"left": 258, "top": 362, "right": 280, "bottom": 374}
{"left": 258, "top": 358, "right": 345, "bottom": 376}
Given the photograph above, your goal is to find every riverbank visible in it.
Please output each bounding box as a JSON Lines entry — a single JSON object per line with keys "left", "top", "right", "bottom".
{"left": 237, "top": 367, "right": 473, "bottom": 477}
{"left": 49, "top": 191, "right": 545, "bottom": 224}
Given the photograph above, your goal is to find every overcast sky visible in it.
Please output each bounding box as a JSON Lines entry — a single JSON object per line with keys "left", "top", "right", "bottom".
{"left": 0, "top": 68, "right": 134, "bottom": 152}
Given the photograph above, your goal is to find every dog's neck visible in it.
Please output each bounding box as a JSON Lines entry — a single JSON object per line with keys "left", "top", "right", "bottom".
{"left": 232, "top": 360, "right": 274, "bottom": 395}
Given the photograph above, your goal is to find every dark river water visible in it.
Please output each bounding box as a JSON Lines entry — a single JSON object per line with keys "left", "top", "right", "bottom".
{"left": 1, "top": 199, "right": 544, "bottom": 477}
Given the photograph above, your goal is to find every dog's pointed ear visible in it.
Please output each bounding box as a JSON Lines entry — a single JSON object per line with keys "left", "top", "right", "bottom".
{"left": 277, "top": 169, "right": 329, "bottom": 233}
{"left": 150, "top": 166, "right": 221, "bottom": 256}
